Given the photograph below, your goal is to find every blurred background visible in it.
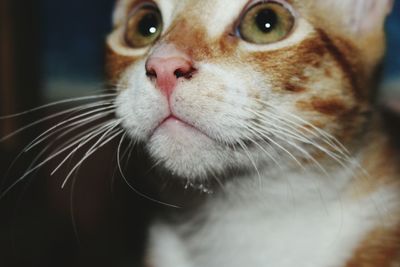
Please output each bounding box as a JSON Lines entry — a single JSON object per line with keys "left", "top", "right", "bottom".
{"left": 0, "top": 0, "right": 399, "bottom": 266}
{"left": 0, "top": 1, "right": 150, "bottom": 266}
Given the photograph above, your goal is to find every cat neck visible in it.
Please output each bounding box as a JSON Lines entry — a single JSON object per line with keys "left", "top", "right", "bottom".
{"left": 154, "top": 155, "right": 360, "bottom": 224}
{"left": 155, "top": 122, "right": 399, "bottom": 223}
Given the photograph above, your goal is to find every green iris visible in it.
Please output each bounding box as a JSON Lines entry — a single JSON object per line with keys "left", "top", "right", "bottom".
{"left": 239, "top": 2, "right": 295, "bottom": 44}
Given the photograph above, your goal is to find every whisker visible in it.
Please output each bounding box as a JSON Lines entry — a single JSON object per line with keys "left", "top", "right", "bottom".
{"left": 210, "top": 172, "right": 225, "bottom": 192}
{"left": 236, "top": 139, "right": 262, "bottom": 186}
{"left": 47, "top": 120, "right": 117, "bottom": 157}
{"left": 110, "top": 139, "right": 135, "bottom": 197}
{"left": 201, "top": 92, "right": 349, "bottom": 163}
{"left": 116, "top": 133, "right": 181, "bottom": 209}
{"left": 202, "top": 90, "right": 351, "bottom": 160}
{"left": 242, "top": 131, "right": 284, "bottom": 171}
{"left": 0, "top": 93, "right": 117, "bottom": 120}
{"left": 61, "top": 129, "right": 124, "bottom": 188}
{"left": 266, "top": 105, "right": 351, "bottom": 156}
{"left": 1, "top": 101, "right": 116, "bottom": 143}
{"left": 245, "top": 124, "right": 306, "bottom": 171}
{"left": 248, "top": 106, "right": 349, "bottom": 159}
{"left": 282, "top": 138, "right": 329, "bottom": 176}
{"left": 51, "top": 120, "right": 121, "bottom": 176}
{"left": 248, "top": 118, "right": 346, "bottom": 164}
{"left": 69, "top": 166, "right": 83, "bottom": 248}
{"left": 244, "top": 106, "right": 355, "bottom": 170}
{"left": 267, "top": 123, "right": 351, "bottom": 168}
{"left": 25, "top": 107, "right": 116, "bottom": 152}
{"left": 0, "top": 122, "right": 117, "bottom": 198}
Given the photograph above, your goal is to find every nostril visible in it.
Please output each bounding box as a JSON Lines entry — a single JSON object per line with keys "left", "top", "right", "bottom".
{"left": 145, "top": 56, "right": 196, "bottom": 97}
{"left": 146, "top": 68, "right": 157, "bottom": 79}
{"left": 174, "top": 67, "right": 196, "bottom": 79}
{"left": 174, "top": 69, "right": 185, "bottom": 78}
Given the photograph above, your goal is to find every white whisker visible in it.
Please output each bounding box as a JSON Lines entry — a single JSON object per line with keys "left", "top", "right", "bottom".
{"left": 247, "top": 97, "right": 351, "bottom": 157}
{"left": 248, "top": 106, "right": 349, "bottom": 159}
{"left": 51, "top": 120, "right": 121, "bottom": 176}
{"left": 1, "top": 101, "right": 116, "bottom": 143}
{"left": 0, "top": 93, "right": 117, "bottom": 120}
{"left": 243, "top": 131, "right": 284, "bottom": 171}
{"left": 61, "top": 129, "right": 124, "bottom": 188}
{"left": 0, "top": 122, "right": 118, "bottom": 198}
{"left": 236, "top": 139, "right": 262, "bottom": 186}
{"left": 245, "top": 124, "right": 306, "bottom": 171}
{"left": 248, "top": 118, "right": 347, "bottom": 165}
{"left": 25, "top": 107, "right": 116, "bottom": 152}
{"left": 116, "top": 133, "right": 181, "bottom": 208}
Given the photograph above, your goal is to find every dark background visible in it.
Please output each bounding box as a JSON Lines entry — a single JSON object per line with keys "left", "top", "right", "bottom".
{"left": 0, "top": 1, "right": 150, "bottom": 266}
{"left": 0, "top": 0, "right": 399, "bottom": 266}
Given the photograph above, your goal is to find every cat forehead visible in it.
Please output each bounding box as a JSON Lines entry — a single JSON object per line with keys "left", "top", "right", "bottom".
{"left": 161, "top": 0, "right": 252, "bottom": 38}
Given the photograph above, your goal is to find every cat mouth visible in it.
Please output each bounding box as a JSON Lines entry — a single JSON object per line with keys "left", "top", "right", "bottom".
{"left": 159, "top": 115, "right": 187, "bottom": 127}
{"left": 150, "top": 115, "right": 258, "bottom": 148}
{"left": 150, "top": 114, "right": 211, "bottom": 140}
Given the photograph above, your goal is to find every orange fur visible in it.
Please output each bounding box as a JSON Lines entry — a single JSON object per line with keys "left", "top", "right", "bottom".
{"left": 346, "top": 226, "right": 400, "bottom": 267}
{"left": 105, "top": 46, "right": 141, "bottom": 84}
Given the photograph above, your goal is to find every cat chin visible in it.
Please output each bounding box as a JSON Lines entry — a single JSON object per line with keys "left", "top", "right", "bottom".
{"left": 146, "top": 119, "right": 235, "bottom": 180}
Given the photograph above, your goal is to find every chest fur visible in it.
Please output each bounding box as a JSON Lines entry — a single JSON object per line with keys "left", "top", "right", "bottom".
{"left": 147, "top": 172, "right": 398, "bottom": 267}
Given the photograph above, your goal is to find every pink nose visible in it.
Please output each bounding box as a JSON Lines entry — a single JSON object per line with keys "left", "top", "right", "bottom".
{"left": 145, "top": 56, "right": 195, "bottom": 97}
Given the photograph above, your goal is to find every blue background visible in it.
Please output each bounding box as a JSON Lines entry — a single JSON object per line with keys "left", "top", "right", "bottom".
{"left": 386, "top": 0, "right": 400, "bottom": 83}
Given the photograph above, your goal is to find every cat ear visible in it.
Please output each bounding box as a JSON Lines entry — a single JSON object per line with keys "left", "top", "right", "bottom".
{"left": 318, "top": 0, "right": 394, "bottom": 35}
{"left": 350, "top": 0, "right": 394, "bottom": 33}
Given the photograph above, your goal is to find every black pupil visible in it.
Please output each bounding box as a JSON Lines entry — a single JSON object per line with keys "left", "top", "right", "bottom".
{"left": 138, "top": 12, "right": 159, "bottom": 36}
{"left": 255, "top": 8, "right": 278, "bottom": 33}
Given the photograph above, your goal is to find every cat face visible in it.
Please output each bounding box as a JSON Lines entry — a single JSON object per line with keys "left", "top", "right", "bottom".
{"left": 107, "top": 0, "right": 392, "bottom": 180}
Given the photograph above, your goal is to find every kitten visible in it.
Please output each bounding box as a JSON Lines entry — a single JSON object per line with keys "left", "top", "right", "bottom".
{"left": 106, "top": 0, "right": 400, "bottom": 266}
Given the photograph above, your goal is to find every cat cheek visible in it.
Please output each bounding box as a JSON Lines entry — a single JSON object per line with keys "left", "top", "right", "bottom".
{"left": 105, "top": 47, "right": 141, "bottom": 84}
{"left": 105, "top": 28, "right": 150, "bottom": 81}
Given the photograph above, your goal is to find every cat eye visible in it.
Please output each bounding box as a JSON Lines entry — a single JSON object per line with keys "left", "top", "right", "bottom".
{"left": 237, "top": 1, "right": 295, "bottom": 45}
{"left": 124, "top": 3, "right": 163, "bottom": 48}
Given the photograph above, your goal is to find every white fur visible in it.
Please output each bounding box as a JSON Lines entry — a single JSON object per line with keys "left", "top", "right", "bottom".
{"left": 196, "top": 0, "right": 248, "bottom": 38}
{"left": 147, "top": 166, "right": 399, "bottom": 267}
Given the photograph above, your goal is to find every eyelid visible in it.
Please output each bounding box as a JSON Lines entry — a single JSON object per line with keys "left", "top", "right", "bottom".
{"left": 243, "top": 0, "right": 294, "bottom": 10}
{"left": 238, "top": 0, "right": 297, "bottom": 23}
{"left": 127, "top": 0, "right": 159, "bottom": 19}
